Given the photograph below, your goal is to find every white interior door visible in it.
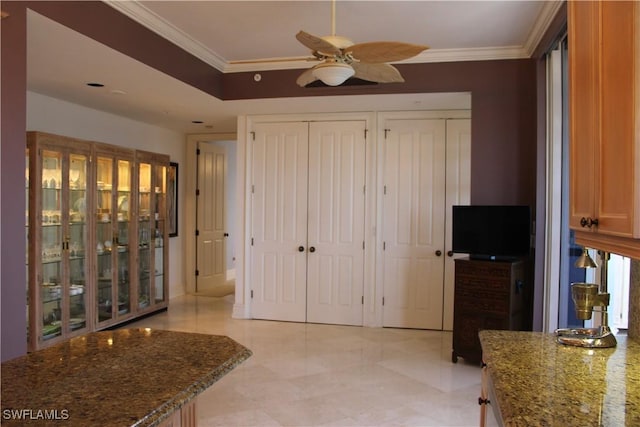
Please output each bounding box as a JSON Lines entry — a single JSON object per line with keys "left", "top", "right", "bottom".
{"left": 196, "top": 142, "right": 227, "bottom": 292}
{"left": 250, "top": 122, "right": 309, "bottom": 322}
{"left": 443, "top": 119, "right": 471, "bottom": 330}
{"left": 306, "top": 121, "right": 366, "bottom": 326}
{"left": 382, "top": 119, "right": 447, "bottom": 329}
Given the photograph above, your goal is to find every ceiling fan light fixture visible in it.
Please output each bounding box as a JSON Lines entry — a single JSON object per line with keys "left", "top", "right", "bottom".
{"left": 312, "top": 62, "right": 355, "bottom": 86}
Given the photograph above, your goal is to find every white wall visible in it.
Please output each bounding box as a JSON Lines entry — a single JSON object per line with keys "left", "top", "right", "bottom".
{"left": 27, "top": 91, "right": 186, "bottom": 298}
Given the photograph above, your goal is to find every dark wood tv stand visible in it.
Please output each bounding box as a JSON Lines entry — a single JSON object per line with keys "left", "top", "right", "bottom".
{"left": 452, "top": 257, "right": 524, "bottom": 364}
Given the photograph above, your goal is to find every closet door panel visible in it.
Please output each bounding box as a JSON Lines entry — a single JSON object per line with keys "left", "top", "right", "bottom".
{"left": 443, "top": 119, "right": 471, "bottom": 330}
{"left": 250, "top": 122, "right": 308, "bottom": 322}
{"left": 382, "top": 119, "right": 447, "bottom": 329}
{"left": 307, "top": 121, "right": 366, "bottom": 326}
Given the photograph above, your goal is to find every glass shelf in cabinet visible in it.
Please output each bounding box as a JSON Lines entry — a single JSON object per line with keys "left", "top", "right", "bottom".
{"left": 42, "top": 222, "right": 62, "bottom": 227}
{"left": 42, "top": 324, "right": 62, "bottom": 340}
{"left": 118, "top": 301, "right": 130, "bottom": 315}
{"left": 97, "top": 278, "right": 113, "bottom": 287}
{"left": 70, "top": 284, "right": 85, "bottom": 296}
{"left": 41, "top": 284, "right": 61, "bottom": 301}
{"left": 41, "top": 296, "right": 62, "bottom": 304}
{"left": 69, "top": 319, "right": 86, "bottom": 331}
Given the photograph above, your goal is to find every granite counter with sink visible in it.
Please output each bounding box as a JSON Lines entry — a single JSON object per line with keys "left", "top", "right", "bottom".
{"left": 479, "top": 330, "right": 640, "bottom": 426}
{"left": 1, "top": 328, "right": 251, "bottom": 426}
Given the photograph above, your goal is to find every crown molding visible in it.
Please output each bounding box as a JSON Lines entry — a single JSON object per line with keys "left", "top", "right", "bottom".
{"left": 524, "top": 0, "right": 565, "bottom": 56}
{"left": 104, "top": 0, "right": 228, "bottom": 70}
{"left": 105, "top": 0, "right": 560, "bottom": 74}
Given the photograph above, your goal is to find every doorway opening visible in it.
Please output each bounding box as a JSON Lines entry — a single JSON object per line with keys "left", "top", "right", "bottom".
{"left": 184, "top": 134, "right": 237, "bottom": 298}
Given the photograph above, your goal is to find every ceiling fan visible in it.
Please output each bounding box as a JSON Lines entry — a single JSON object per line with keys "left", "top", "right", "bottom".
{"left": 296, "top": 0, "right": 429, "bottom": 87}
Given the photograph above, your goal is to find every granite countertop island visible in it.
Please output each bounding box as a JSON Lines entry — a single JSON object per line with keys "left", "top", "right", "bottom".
{"left": 1, "top": 328, "right": 252, "bottom": 426}
{"left": 479, "top": 330, "right": 640, "bottom": 426}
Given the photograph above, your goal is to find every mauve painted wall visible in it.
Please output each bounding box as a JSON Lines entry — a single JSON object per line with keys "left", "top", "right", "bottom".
{"left": 1, "top": 1, "right": 538, "bottom": 359}
{"left": 1, "top": 2, "right": 28, "bottom": 361}
{"left": 221, "top": 59, "right": 538, "bottom": 207}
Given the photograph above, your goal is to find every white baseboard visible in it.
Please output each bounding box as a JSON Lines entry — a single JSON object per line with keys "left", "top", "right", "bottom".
{"left": 232, "top": 302, "right": 249, "bottom": 319}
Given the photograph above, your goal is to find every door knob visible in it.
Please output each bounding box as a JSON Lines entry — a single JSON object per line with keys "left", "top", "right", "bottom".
{"left": 298, "top": 246, "right": 305, "bottom": 252}
{"left": 224, "top": 233, "right": 229, "bottom": 237}
{"left": 447, "top": 251, "right": 454, "bottom": 257}
{"left": 435, "top": 250, "right": 442, "bottom": 257}
{"left": 309, "top": 246, "right": 316, "bottom": 253}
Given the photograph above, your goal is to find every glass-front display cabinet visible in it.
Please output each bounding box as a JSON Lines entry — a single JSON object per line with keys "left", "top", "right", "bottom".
{"left": 27, "top": 132, "right": 91, "bottom": 350}
{"left": 26, "top": 131, "right": 171, "bottom": 351}
{"left": 94, "top": 144, "right": 135, "bottom": 328}
{"left": 135, "top": 151, "right": 169, "bottom": 314}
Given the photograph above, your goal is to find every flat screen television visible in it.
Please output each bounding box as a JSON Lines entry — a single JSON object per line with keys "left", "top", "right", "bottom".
{"left": 452, "top": 205, "right": 531, "bottom": 261}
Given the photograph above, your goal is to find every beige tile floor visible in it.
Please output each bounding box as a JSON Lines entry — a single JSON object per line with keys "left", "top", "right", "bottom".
{"left": 126, "top": 294, "right": 482, "bottom": 427}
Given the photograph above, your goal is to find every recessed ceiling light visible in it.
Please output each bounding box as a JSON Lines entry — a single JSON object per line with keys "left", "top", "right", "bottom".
{"left": 110, "top": 89, "right": 127, "bottom": 95}
{"left": 86, "top": 82, "right": 105, "bottom": 87}
{"left": 192, "top": 120, "right": 204, "bottom": 124}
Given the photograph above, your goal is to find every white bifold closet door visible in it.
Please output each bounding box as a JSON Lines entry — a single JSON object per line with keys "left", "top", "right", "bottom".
{"left": 306, "top": 121, "right": 366, "bottom": 326}
{"left": 250, "top": 122, "right": 309, "bottom": 322}
{"left": 381, "top": 118, "right": 470, "bottom": 330}
{"left": 381, "top": 119, "right": 447, "bottom": 329}
{"left": 250, "top": 120, "right": 366, "bottom": 325}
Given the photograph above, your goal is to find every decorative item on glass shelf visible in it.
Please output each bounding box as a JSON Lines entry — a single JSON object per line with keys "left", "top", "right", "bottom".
{"left": 70, "top": 242, "right": 83, "bottom": 257}
{"left": 69, "top": 169, "right": 80, "bottom": 188}
{"left": 43, "top": 245, "right": 62, "bottom": 261}
{"left": 42, "top": 210, "right": 61, "bottom": 224}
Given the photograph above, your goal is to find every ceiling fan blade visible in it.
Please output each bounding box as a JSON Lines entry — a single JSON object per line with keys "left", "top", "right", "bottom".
{"left": 296, "top": 67, "right": 319, "bottom": 87}
{"left": 351, "top": 62, "right": 405, "bottom": 83}
{"left": 348, "top": 41, "right": 429, "bottom": 63}
{"left": 296, "top": 31, "right": 341, "bottom": 56}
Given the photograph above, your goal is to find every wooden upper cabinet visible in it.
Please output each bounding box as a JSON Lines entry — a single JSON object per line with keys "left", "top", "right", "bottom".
{"left": 569, "top": 0, "right": 640, "bottom": 258}
{"left": 569, "top": 0, "right": 599, "bottom": 231}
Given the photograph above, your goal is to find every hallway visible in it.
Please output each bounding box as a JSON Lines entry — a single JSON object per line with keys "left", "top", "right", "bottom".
{"left": 127, "top": 295, "right": 481, "bottom": 426}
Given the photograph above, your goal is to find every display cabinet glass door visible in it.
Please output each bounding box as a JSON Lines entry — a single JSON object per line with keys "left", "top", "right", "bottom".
{"left": 153, "top": 164, "right": 167, "bottom": 304}
{"left": 39, "top": 149, "right": 89, "bottom": 342}
{"left": 96, "top": 156, "right": 133, "bottom": 326}
{"left": 138, "top": 162, "right": 152, "bottom": 309}
{"left": 137, "top": 160, "right": 167, "bottom": 309}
